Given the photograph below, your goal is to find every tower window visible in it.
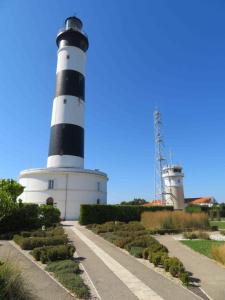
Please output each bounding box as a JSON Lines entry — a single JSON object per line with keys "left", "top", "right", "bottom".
{"left": 97, "top": 199, "right": 100, "bottom": 204}
{"left": 66, "top": 54, "right": 70, "bottom": 59}
{"left": 63, "top": 98, "right": 67, "bottom": 104}
{"left": 48, "top": 180, "right": 54, "bottom": 189}
{"left": 97, "top": 182, "right": 100, "bottom": 192}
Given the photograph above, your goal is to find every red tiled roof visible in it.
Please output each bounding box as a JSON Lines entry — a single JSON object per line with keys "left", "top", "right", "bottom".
{"left": 188, "top": 197, "right": 213, "bottom": 204}
{"left": 143, "top": 200, "right": 163, "bottom": 206}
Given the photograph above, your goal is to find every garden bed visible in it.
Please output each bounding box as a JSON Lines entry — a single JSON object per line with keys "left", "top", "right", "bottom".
{"left": 87, "top": 221, "right": 190, "bottom": 286}
{"left": 13, "top": 226, "right": 90, "bottom": 299}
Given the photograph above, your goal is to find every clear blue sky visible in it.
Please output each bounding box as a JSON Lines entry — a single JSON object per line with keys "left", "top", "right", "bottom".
{"left": 0, "top": 0, "right": 225, "bottom": 203}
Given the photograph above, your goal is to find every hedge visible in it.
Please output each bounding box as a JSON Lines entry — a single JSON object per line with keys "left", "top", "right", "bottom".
{"left": 0, "top": 204, "right": 40, "bottom": 234}
{"left": 79, "top": 205, "right": 173, "bottom": 225}
{"left": 31, "top": 244, "right": 75, "bottom": 263}
{"left": 13, "top": 235, "right": 68, "bottom": 250}
{"left": 0, "top": 204, "right": 61, "bottom": 234}
{"left": 185, "top": 205, "right": 210, "bottom": 214}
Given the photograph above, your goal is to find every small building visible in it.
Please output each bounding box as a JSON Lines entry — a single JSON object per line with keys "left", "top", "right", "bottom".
{"left": 144, "top": 196, "right": 216, "bottom": 208}
{"left": 185, "top": 197, "right": 216, "bottom": 207}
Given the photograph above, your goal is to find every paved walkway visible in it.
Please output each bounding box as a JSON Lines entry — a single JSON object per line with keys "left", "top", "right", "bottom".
{"left": 0, "top": 240, "right": 74, "bottom": 300}
{"left": 63, "top": 222, "right": 200, "bottom": 300}
{"left": 156, "top": 235, "right": 225, "bottom": 300}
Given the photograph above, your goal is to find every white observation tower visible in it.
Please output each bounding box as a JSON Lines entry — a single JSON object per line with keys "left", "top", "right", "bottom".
{"left": 162, "top": 165, "right": 185, "bottom": 210}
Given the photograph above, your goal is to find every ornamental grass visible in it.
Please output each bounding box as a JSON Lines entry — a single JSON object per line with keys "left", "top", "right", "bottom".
{"left": 211, "top": 244, "right": 225, "bottom": 265}
{"left": 141, "top": 211, "right": 209, "bottom": 231}
{"left": 0, "top": 261, "right": 35, "bottom": 300}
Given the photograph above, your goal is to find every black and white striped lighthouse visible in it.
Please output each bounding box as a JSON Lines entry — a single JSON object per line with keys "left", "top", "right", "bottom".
{"left": 47, "top": 16, "right": 88, "bottom": 169}
{"left": 18, "top": 16, "right": 108, "bottom": 220}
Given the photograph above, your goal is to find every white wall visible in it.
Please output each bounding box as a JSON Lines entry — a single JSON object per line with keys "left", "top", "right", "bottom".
{"left": 18, "top": 168, "right": 108, "bottom": 220}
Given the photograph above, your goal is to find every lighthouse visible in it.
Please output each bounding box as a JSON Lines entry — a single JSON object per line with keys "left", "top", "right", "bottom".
{"left": 48, "top": 17, "right": 87, "bottom": 169}
{"left": 18, "top": 17, "right": 108, "bottom": 220}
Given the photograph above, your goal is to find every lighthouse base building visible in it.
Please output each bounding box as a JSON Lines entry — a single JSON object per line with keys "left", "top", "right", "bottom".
{"left": 18, "top": 17, "right": 108, "bottom": 220}
{"left": 18, "top": 168, "right": 107, "bottom": 220}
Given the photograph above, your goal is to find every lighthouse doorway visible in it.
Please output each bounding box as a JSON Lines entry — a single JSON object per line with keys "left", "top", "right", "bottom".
{"left": 46, "top": 197, "right": 54, "bottom": 205}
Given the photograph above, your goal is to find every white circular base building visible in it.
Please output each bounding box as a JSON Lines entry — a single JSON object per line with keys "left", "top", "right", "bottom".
{"left": 19, "top": 168, "right": 107, "bottom": 220}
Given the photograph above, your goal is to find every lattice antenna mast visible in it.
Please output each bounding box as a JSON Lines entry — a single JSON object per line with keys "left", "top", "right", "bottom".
{"left": 154, "top": 110, "right": 166, "bottom": 203}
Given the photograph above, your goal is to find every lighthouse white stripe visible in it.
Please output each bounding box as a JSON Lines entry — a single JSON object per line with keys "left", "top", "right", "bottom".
{"left": 47, "top": 155, "right": 84, "bottom": 168}
{"left": 51, "top": 96, "right": 84, "bottom": 127}
{"left": 56, "top": 46, "right": 86, "bottom": 75}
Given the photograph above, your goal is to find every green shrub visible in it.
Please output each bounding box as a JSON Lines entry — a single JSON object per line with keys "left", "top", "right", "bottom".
{"left": 185, "top": 205, "right": 202, "bottom": 213}
{"left": 39, "top": 205, "right": 60, "bottom": 227}
{"left": 150, "top": 252, "right": 166, "bottom": 266}
{"left": 142, "top": 248, "right": 150, "bottom": 259}
{"left": 0, "top": 204, "right": 40, "bottom": 234}
{"left": 168, "top": 257, "right": 185, "bottom": 277}
{"left": 142, "top": 243, "right": 168, "bottom": 262}
{"left": 13, "top": 234, "right": 23, "bottom": 245}
{"left": 124, "top": 236, "right": 157, "bottom": 251}
{"left": 46, "top": 260, "right": 80, "bottom": 274}
{"left": 129, "top": 247, "right": 144, "bottom": 258}
{"left": 183, "top": 232, "right": 198, "bottom": 239}
{"left": 0, "top": 261, "right": 35, "bottom": 299}
{"left": 179, "top": 272, "right": 190, "bottom": 286}
{"left": 197, "top": 231, "right": 210, "bottom": 240}
{"left": 80, "top": 204, "right": 173, "bottom": 225}
{"left": 99, "top": 232, "right": 118, "bottom": 243}
{"left": 20, "top": 226, "right": 64, "bottom": 238}
{"left": 113, "top": 237, "right": 133, "bottom": 248}
{"left": 163, "top": 257, "right": 172, "bottom": 272}
{"left": 0, "top": 232, "right": 17, "bottom": 240}
{"left": 14, "top": 235, "right": 68, "bottom": 250}
{"left": 0, "top": 203, "right": 61, "bottom": 235}
{"left": 31, "top": 244, "right": 75, "bottom": 263}
{"left": 46, "top": 260, "right": 90, "bottom": 299}
{"left": 183, "top": 231, "right": 210, "bottom": 240}
{"left": 55, "top": 272, "right": 90, "bottom": 299}
{"left": 211, "top": 225, "right": 218, "bottom": 231}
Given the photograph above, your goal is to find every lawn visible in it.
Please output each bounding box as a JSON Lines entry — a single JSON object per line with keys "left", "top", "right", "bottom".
{"left": 181, "top": 240, "right": 225, "bottom": 258}
{"left": 210, "top": 221, "right": 225, "bottom": 230}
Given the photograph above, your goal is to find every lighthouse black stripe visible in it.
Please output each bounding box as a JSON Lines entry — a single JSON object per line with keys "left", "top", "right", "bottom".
{"left": 56, "top": 30, "right": 89, "bottom": 52}
{"left": 48, "top": 123, "right": 84, "bottom": 157}
{"left": 55, "top": 70, "right": 85, "bottom": 100}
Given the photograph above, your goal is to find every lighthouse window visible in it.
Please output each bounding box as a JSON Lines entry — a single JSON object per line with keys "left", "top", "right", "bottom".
{"left": 97, "top": 182, "right": 100, "bottom": 192}
{"left": 63, "top": 98, "right": 67, "bottom": 104}
{"left": 48, "top": 180, "right": 54, "bottom": 190}
{"left": 66, "top": 54, "right": 70, "bottom": 59}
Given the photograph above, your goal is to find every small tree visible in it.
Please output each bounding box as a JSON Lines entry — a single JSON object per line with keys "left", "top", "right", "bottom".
{"left": 120, "top": 198, "right": 148, "bottom": 206}
{"left": 0, "top": 179, "right": 24, "bottom": 202}
{"left": 0, "top": 191, "right": 16, "bottom": 221}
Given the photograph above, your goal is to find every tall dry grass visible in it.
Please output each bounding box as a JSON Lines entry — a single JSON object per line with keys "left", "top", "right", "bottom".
{"left": 211, "top": 244, "right": 225, "bottom": 265}
{"left": 141, "top": 211, "right": 209, "bottom": 230}
{"left": 0, "top": 261, "right": 36, "bottom": 300}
